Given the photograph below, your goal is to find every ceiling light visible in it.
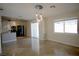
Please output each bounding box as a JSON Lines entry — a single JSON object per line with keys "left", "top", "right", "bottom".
{"left": 50, "top": 5, "right": 56, "bottom": 8}
{"left": 35, "top": 5, "right": 43, "bottom": 22}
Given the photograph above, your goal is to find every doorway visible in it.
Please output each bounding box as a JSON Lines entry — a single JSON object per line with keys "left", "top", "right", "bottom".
{"left": 31, "top": 22, "right": 39, "bottom": 38}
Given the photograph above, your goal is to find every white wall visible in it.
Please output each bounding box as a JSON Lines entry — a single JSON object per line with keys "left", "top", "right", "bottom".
{"left": 26, "top": 21, "right": 31, "bottom": 37}
{"left": 46, "top": 11, "right": 79, "bottom": 47}
{"left": 0, "top": 16, "right": 2, "bottom": 54}
{"left": 39, "top": 19, "right": 45, "bottom": 40}
{"left": 2, "top": 20, "right": 11, "bottom": 33}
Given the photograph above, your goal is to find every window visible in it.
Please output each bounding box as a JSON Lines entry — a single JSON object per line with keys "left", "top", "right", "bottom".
{"left": 54, "top": 21, "right": 64, "bottom": 33}
{"left": 54, "top": 19, "right": 78, "bottom": 33}
{"left": 65, "top": 20, "right": 77, "bottom": 33}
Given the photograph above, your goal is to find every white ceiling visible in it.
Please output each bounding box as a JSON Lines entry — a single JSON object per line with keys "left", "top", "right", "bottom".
{"left": 0, "top": 3, "right": 79, "bottom": 20}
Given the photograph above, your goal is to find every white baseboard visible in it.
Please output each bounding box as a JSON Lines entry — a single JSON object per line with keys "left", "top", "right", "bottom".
{"left": 48, "top": 39, "right": 79, "bottom": 48}
{"left": 3, "top": 39, "right": 16, "bottom": 43}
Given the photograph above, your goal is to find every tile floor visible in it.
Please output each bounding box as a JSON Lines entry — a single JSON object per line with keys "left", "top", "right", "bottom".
{"left": 1, "top": 37, "right": 79, "bottom": 56}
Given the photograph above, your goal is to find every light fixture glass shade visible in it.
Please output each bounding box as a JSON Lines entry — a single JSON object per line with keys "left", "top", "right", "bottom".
{"left": 36, "top": 14, "right": 43, "bottom": 22}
